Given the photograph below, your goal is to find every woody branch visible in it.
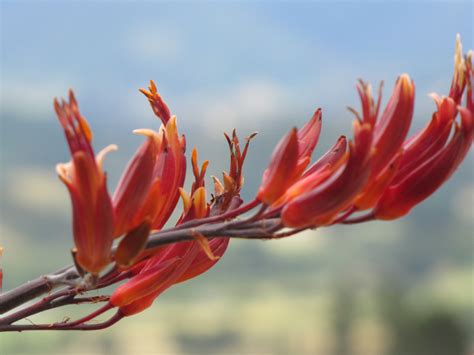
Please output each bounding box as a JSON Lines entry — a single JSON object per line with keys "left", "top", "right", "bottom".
{"left": 0, "top": 216, "right": 284, "bottom": 320}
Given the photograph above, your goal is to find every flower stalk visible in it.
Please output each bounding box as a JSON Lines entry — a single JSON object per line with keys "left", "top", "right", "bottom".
{"left": 0, "top": 35, "right": 472, "bottom": 332}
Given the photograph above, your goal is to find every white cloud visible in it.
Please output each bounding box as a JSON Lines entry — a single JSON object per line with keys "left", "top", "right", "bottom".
{"left": 1, "top": 79, "right": 77, "bottom": 120}
{"left": 124, "top": 25, "right": 182, "bottom": 61}
{"left": 179, "top": 79, "right": 290, "bottom": 134}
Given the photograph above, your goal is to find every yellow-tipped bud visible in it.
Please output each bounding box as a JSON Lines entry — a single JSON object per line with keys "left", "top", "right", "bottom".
{"left": 192, "top": 187, "right": 208, "bottom": 219}
{"left": 179, "top": 187, "right": 192, "bottom": 214}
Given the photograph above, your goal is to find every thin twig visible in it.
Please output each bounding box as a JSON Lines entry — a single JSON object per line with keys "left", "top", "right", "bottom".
{"left": 0, "top": 312, "right": 123, "bottom": 332}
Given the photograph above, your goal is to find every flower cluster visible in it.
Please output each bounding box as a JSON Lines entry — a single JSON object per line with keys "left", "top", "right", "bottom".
{"left": 273, "top": 37, "right": 473, "bottom": 226}
{"left": 49, "top": 36, "right": 472, "bottom": 327}
{"left": 55, "top": 79, "right": 250, "bottom": 318}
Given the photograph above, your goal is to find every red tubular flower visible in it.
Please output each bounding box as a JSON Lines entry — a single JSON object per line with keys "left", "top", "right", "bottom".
{"left": 303, "top": 135, "right": 347, "bottom": 177}
{"left": 374, "top": 105, "right": 473, "bottom": 220}
{"left": 257, "top": 128, "right": 299, "bottom": 204}
{"left": 296, "top": 108, "right": 322, "bottom": 169}
{"left": 282, "top": 119, "right": 374, "bottom": 227}
{"left": 392, "top": 96, "right": 457, "bottom": 183}
{"left": 140, "top": 79, "right": 172, "bottom": 124}
{"left": 112, "top": 133, "right": 161, "bottom": 237}
{"left": 368, "top": 39, "right": 473, "bottom": 220}
{"left": 175, "top": 236, "right": 229, "bottom": 283}
{"left": 213, "top": 130, "right": 255, "bottom": 211}
{"left": 113, "top": 238, "right": 205, "bottom": 316}
{"left": 44, "top": 36, "right": 472, "bottom": 329}
{"left": 116, "top": 243, "right": 199, "bottom": 316}
{"left": 273, "top": 136, "right": 347, "bottom": 208}
{"left": 146, "top": 116, "right": 187, "bottom": 230}
{"left": 370, "top": 74, "right": 415, "bottom": 177}
{"left": 352, "top": 38, "right": 473, "bottom": 217}
{"left": 110, "top": 254, "right": 187, "bottom": 312}
{"left": 354, "top": 151, "right": 403, "bottom": 210}
{"left": 110, "top": 131, "right": 254, "bottom": 316}
{"left": 177, "top": 132, "right": 255, "bottom": 282}
{"left": 274, "top": 75, "right": 413, "bottom": 221}
{"left": 114, "top": 219, "right": 152, "bottom": 269}
{"left": 349, "top": 76, "right": 414, "bottom": 210}
{"left": 55, "top": 91, "right": 116, "bottom": 274}
{"left": 257, "top": 110, "right": 321, "bottom": 205}
{"left": 113, "top": 81, "right": 186, "bottom": 237}
{"left": 110, "top": 150, "right": 211, "bottom": 314}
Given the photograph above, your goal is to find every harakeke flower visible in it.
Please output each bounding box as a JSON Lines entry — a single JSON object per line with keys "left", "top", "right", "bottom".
{"left": 113, "top": 81, "right": 186, "bottom": 237}
{"left": 282, "top": 117, "right": 374, "bottom": 227}
{"left": 110, "top": 130, "right": 254, "bottom": 316}
{"left": 257, "top": 109, "right": 322, "bottom": 204}
{"left": 259, "top": 36, "right": 465, "bottom": 229}
{"left": 40, "top": 35, "right": 472, "bottom": 331}
{"left": 177, "top": 132, "right": 254, "bottom": 282}
{"left": 372, "top": 43, "right": 472, "bottom": 219}
{"left": 277, "top": 36, "right": 472, "bottom": 227}
{"left": 55, "top": 91, "right": 116, "bottom": 275}
{"left": 374, "top": 99, "right": 473, "bottom": 219}
{"left": 353, "top": 74, "right": 415, "bottom": 210}
{"left": 110, "top": 149, "right": 211, "bottom": 315}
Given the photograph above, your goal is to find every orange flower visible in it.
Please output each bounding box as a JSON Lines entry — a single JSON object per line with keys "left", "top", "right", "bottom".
{"left": 257, "top": 109, "right": 322, "bottom": 205}
{"left": 257, "top": 128, "right": 299, "bottom": 204}
{"left": 273, "top": 136, "right": 347, "bottom": 208}
{"left": 351, "top": 75, "right": 414, "bottom": 210}
{"left": 449, "top": 34, "right": 467, "bottom": 105}
{"left": 282, "top": 119, "right": 373, "bottom": 227}
{"left": 277, "top": 73, "right": 414, "bottom": 227}
{"left": 112, "top": 81, "right": 186, "bottom": 236}
{"left": 110, "top": 149, "right": 211, "bottom": 314}
{"left": 55, "top": 91, "right": 116, "bottom": 275}
{"left": 370, "top": 74, "right": 415, "bottom": 177}
{"left": 112, "top": 133, "right": 161, "bottom": 237}
{"left": 296, "top": 108, "right": 322, "bottom": 168}
{"left": 52, "top": 35, "right": 473, "bottom": 325}
{"left": 374, "top": 104, "right": 473, "bottom": 220}
{"left": 110, "top": 255, "right": 185, "bottom": 312}
{"left": 109, "top": 132, "right": 254, "bottom": 316}
{"left": 371, "top": 38, "right": 473, "bottom": 219}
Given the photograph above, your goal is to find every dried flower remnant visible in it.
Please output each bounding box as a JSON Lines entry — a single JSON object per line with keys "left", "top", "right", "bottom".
{"left": 0, "top": 35, "right": 472, "bottom": 332}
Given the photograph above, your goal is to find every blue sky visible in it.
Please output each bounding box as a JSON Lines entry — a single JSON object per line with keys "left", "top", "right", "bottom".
{"left": 2, "top": 1, "right": 472, "bottom": 133}
{"left": 2, "top": 0, "right": 472, "bottom": 194}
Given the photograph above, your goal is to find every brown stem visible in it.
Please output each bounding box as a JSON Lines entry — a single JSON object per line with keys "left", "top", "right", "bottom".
{"left": 0, "top": 217, "right": 284, "bottom": 324}
{"left": 0, "top": 311, "right": 123, "bottom": 332}
{"left": 0, "top": 267, "right": 78, "bottom": 314}
{"left": 62, "top": 302, "right": 113, "bottom": 327}
{"left": 341, "top": 212, "right": 375, "bottom": 224}
{"left": 144, "top": 218, "right": 282, "bottom": 249}
{"left": 0, "top": 288, "right": 77, "bottom": 325}
{"left": 176, "top": 198, "right": 261, "bottom": 230}
{"left": 332, "top": 206, "right": 357, "bottom": 224}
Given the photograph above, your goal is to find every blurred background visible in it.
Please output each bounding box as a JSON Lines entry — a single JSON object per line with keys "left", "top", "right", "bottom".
{"left": 1, "top": 1, "right": 473, "bottom": 354}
